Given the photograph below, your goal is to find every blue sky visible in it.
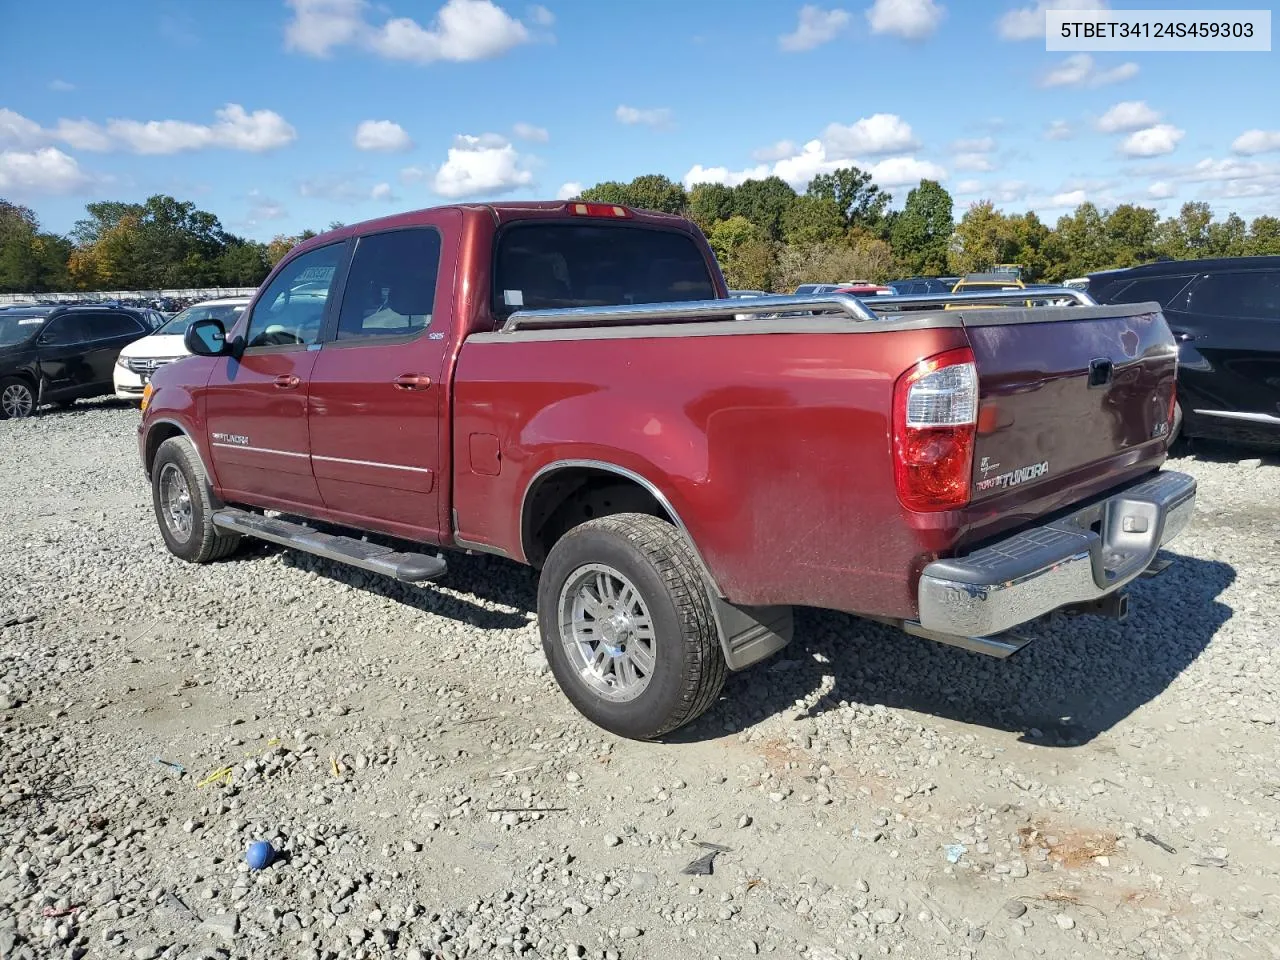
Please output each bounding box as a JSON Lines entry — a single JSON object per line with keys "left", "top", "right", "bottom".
{"left": 1, "top": 0, "right": 1277, "bottom": 241}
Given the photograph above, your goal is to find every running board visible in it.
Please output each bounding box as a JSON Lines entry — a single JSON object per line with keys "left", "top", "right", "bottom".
{"left": 211, "top": 508, "right": 448, "bottom": 583}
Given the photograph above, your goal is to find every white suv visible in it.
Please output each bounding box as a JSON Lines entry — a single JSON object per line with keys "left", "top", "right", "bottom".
{"left": 114, "top": 297, "right": 250, "bottom": 401}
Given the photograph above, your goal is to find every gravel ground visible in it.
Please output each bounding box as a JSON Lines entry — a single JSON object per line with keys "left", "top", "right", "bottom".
{"left": 2, "top": 398, "right": 1279, "bottom": 960}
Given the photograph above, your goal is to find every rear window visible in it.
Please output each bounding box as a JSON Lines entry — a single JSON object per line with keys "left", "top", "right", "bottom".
{"left": 1189, "top": 270, "right": 1280, "bottom": 319}
{"left": 493, "top": 223, "right": 715, "bottom": 315}
{"left": 1106, "top": 275, "right": 1194, "bottom": 307}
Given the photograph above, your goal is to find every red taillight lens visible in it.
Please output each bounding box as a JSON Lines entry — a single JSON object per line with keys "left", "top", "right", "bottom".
{"left": 568, "top": 202, "right": 631, "bottom": 218}
{"left": 892, "top": 348, "right": 978, "bottom": 512}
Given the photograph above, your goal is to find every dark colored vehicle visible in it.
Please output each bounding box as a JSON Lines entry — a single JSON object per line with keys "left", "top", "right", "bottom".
{"left": 0, "top": 305, "right": 152, "bottom": 419}
{"left": 887, "top": 277, "right": 955, "bottom": 295}
{"left": 1086, "top": 256, "right": 1280, "bottom": 447}
{"left": 139, "top": 201, "right": 1194, "bottom": 739}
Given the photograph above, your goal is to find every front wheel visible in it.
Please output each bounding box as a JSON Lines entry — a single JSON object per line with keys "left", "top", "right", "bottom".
{"left": 151, "top": 436, "right": 241, "bottom": 563}
{"left": 537, "top": 513, "right": 726, "bottom": 740}
{"left": 0, "top": 378, "right": 36, "bottom": 420}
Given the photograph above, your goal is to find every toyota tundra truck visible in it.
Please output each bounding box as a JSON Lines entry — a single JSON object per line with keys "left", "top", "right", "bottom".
{"left": 137, "top": 201, "right": 1196, "bottom": 739}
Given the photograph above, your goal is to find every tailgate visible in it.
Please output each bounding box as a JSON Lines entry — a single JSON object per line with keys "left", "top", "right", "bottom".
{"left": 963, "top": 303, "right": 1178, "bottom": 502}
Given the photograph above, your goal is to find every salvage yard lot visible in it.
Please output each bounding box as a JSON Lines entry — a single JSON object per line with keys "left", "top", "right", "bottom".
{"left": 2, "top": 400, "right": 1279, "bottom": 960}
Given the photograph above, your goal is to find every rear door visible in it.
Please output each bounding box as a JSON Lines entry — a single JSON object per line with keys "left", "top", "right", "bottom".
{"left": 1170, "top": 269, "right": 1280, "bottom": 421}
{"left": 307, "top": 217, "right": 455, "bottom": 542}
{"left": 85, "top": 311, "right": 148, "bottom": 385}
{"left": 202, "top": 241, "right": 346, "bottom": 509}
{"left": 962, "top": 305, "right": 1178, "bottom": 503}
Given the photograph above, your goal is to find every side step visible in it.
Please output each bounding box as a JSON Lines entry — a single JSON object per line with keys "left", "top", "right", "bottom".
{"left": 211, "top": 508, "right": 447, "bottom": 583}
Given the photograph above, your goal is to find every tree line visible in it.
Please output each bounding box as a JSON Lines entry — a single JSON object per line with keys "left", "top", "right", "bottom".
{"left": 0, "top": 196, "right": 330, "bottom": 294}
{"left": 4, "top": 172, "right": 1280, "bottom": 295}
{"left": 578, "top": 172, "right": 1280, "bottom": 291}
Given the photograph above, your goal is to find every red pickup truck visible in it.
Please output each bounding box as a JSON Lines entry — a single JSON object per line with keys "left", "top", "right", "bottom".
{"left": 138, "top": 201, "right": 1196, "bottom": 739}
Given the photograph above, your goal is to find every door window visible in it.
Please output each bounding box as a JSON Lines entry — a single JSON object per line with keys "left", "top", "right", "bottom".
{"left": 1108, "top": 275, "right": 1194, "bottom": 307}
{"left": 40, "top": 314, "right": 88, "bottom": 345}
{"left": 244, "top": 242, "right": 344, "bottom": 348}
{"left": 1190, "top": 270, "right": 1280, "bottom": 319}
{"left": 88, "top": 312, "right": 146, "bottom": 339}
{"left": 335, "top": 229, "right": 442, "bottom": 341}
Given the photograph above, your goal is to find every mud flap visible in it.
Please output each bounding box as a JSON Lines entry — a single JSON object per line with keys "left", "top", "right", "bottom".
{"left": 710, "top": 596, "right": 793, "bottom": 671}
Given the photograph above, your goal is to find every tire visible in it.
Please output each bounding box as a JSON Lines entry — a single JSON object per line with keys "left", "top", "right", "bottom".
{"left": 0, "top": 377, "right": 36, "bottom": 420}
{"left": 537, "top": 513, "right": 726, "bottom": 740}
{"left": 151, "top": 436, "right": 241, "bottom": 563}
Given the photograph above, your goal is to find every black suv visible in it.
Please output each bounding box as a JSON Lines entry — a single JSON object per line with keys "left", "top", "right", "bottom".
{"left": 0, "top": 304, "right": 152, "bottom": 419}
{"left": 1085, "top": 256, "right": 1280, "bottom": 448}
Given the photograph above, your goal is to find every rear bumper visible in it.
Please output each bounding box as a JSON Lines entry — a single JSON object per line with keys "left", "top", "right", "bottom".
{"left": 916, "top": 470, "right": 1196, "bottom": 641}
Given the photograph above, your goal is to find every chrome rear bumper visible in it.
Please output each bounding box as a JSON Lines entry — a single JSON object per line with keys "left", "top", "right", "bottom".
{"left": 913, "top": 470, "right": 1196, "bottom": 651}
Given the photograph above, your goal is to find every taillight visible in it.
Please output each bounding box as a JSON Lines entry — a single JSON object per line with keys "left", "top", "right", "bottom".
{"left": 567, "top": 202, "right": 631, "bottom": 218}
{"left": 892, "top": 348, "right": 978, "bottom": 512}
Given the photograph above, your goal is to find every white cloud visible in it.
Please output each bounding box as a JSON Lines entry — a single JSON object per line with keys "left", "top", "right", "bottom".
{"left": 103, "top": 104, "right": 296, "bottom": 154}
{"left": 0, "top": 109, "right": 45, "bottom": 148}
{"left": 246, "top": 190, "right": 288, "bottom": 223}
{"left": 1040, "top": 53, "right": 1137, "bottom": 88}
{"left": 512, "top": 122, "right": 549, "bottom": 142}
{"left": 49, "top": 79, "right": 75, "bottom": 92}
{"left": 1148, "top": 181, "right": 1175, "bottom": 199}
{"left": 868, "top": 155, "right": 946, "bottom": 186}
{"left": 1120, "top": 124, "right": 1184, "bottom": 158}
{"left": 615, "top": 105, "right": 672, "bottom": 128}
{"left": 284, "top": 0, "right": 538, "bottom": 63}
{"left": 1232, "top": 129, "right": 1280, "bottom": 156}
{"left": 773, "top": 143, "right": 838, "bottom": 186}
{"left": 354, "top": 119, "right": 413, "bottom": 152}
{"left": 1095, "top": 100, "right": 1160, "bottom": 134}
{"left": 528, "top": 4, "right": 554, "bottom": 26}
{"left": 865, "top": 0, "right": 944, "bottom": 40}
{"left": 556, "top": 181, "right": 582, "bottom": 200}
{"left": 370, "top": 182, "right": 394, "bottom": 201}
{"left": 752, "top": 139, "right": 798, "bottom": 162}
{"left": 432, "top": 133, "right": 534, "bottom": 198}
{"left": 0, "top": 147, "right": 92, "bottom": 195}
{"left": 53, "top": 119, "right": 113, "bottom": 151}
{"left": 997, "top": 0, "right": 1107, "bottom": 41}
{"left": 955, "top": 179, "right": 982, "bottom": 194}
{"left": 399, "top": 166, "right": 429, "bottom": 184}
{"left": 822, "top": 113, "right": 918, "bottom": 157}
{"left": 1044, "top": 119, "right": 1073, "bottom": 141}
{"left": 1050, "top": 188, "right": 1088, "bottom": 207}
{"left": 682, "top": 162, "right": 772, "bottom": 189}
{"left": 953, "top": 153, "right": 995, "bottom": 172}
{"left": 779, "top": 5, "right": 851, "bottom": 51}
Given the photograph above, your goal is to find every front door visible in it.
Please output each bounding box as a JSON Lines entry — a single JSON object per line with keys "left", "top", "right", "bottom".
{"left": 34, "top": 313, "right": 93, "bottom": 400}
{"left": 83, "top": 310, "right": 148, "bottom": 388}
{"left": 307, "top": 222, "right": 454, "bottom": 542}
{"left": 202, "top": 241, "right": 347, "bottom": 510}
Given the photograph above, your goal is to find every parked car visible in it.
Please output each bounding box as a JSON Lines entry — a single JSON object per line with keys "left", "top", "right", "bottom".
{"left": 0, "top": 305, "right": 152, "bottom": 419}
{"left": 792, "top": 283, "right": 855, "bottom": 295}
{"left": 139, "top": 200, "right": 1194, "bottom": 740}
{"left": 114, "top": 298, "right": 251, "bottom": 401}
{"left": 727, "top": 289, "right": 769, "bottom": 299}
{"left": 887, "top": 277, "right": 955, "bottom": 295}
{"left": 834, "top": 283, "right": 894, "bottom": 297}
{"left": 1085, "top": 256, "right": 1280, "bottom": 447}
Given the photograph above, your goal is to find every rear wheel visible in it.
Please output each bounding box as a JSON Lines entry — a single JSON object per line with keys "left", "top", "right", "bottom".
{"left": 151, "top": 436, "right": 241, "bottom": 563}
{"left": 537, "top": 513, "right": 725, "bottom": 740}
{"left": 0, "top": 378, "right": 35, "bottom": 420}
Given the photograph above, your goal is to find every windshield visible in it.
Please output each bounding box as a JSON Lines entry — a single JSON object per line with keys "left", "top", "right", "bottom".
{"left": 158, "top": 302, "right": 247, "bottom": 336}
{"left": 0, "top": 313, "right": 48, "bottom": 347}
{"left": 493, "top": 223, "right": 715, "bottom": 315}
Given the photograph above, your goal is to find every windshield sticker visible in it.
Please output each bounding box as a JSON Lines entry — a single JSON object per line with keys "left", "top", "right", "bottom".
{"left": 296, "top": 265, "right": 335, "bottom": 284}
{"left": 18, "top": 318, "right": 42, "bottom": 325}
{"left": 503, "top": 289, "right": 524, "bottom": 307}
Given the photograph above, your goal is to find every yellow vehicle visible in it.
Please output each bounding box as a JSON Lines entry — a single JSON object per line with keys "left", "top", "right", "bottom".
{"left": 945, "top": 273, "right": 1028, "bottom": 310}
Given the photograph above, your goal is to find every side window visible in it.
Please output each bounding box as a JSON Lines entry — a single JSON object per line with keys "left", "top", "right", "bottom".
{"left": 40, "top": 314, "right": 87, "bottom": 345}
{"left": 244, "top": 242, "right": 344, "bottom": 349}
{"left": 1109, "top": 275, "right": 1194, "bottom": 307}
{"left": 335, "top": 229, "right": 441, "bottom": 341}
{"left": 93, "top": 313, "right": 146, "bottom": 338}
{"left": 1189, "top": 271, "right": 1280, "bottom": 319}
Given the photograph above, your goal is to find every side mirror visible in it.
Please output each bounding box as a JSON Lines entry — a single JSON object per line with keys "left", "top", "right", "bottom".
{"left": 185, "top": 318, "right": 228, "bottom": 357}
{"left": 37, "top": 333, "right": 54, "bottom": 345}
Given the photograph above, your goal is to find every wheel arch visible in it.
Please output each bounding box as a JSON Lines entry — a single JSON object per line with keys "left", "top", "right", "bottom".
{"left": 143, "top": 419, "right": 213, "bottom": 481}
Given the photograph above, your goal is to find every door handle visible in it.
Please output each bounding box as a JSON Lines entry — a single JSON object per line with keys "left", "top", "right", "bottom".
{"left": 393, "top": 373, "right": 432, "bottom": 390}
{"left": 273, "top": 374, "right": 301, "bottom": 389}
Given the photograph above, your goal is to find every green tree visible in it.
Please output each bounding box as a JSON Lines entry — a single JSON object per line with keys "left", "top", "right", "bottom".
{"left": 1248, "top": 215, "right": 1280, "bottom": 255}
{"left": 948, "top": 201, "right": 1007, "bottom": 275}
{"left": 889, "top": 179, "right": 953, "bottom": 275}
{"left": 807, "top": 167, "right": 891, "bottom": 233}
{"left": 687, "top": 182, "right": 736, "bottom": 230}
{"left": 217, "top": 238, "right": 270, "bottom": 285}
{"left": 732, "top": 177, "right": 797, "bottom": 241}
{"left": 707, "top": 216, "right": 774, "bottom": 290}
{"left": 1206, "top": 213, "right": 1247, "bottom": 257}
{"left": 1102, "top": 204, "right": 1159, "bottom": 268}
{"left": 1052, "top": 203, "right": 1110, "bottom": 279}
{"left": 0, "top": 202, "right": 72, "bottom": 293}
{"left": 1155, "top": 201, "right": 1213, "bottom": 259}
{"left": 782, "top": 195, "right": 843, "bottom": 246}
{"left": 578, "top": 174, "right": 687, "bottom": 214}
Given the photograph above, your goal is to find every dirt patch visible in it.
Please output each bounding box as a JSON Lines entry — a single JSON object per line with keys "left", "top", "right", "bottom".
{"left": 1019, "top": 822, "right": 1119, "bottom": 869}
